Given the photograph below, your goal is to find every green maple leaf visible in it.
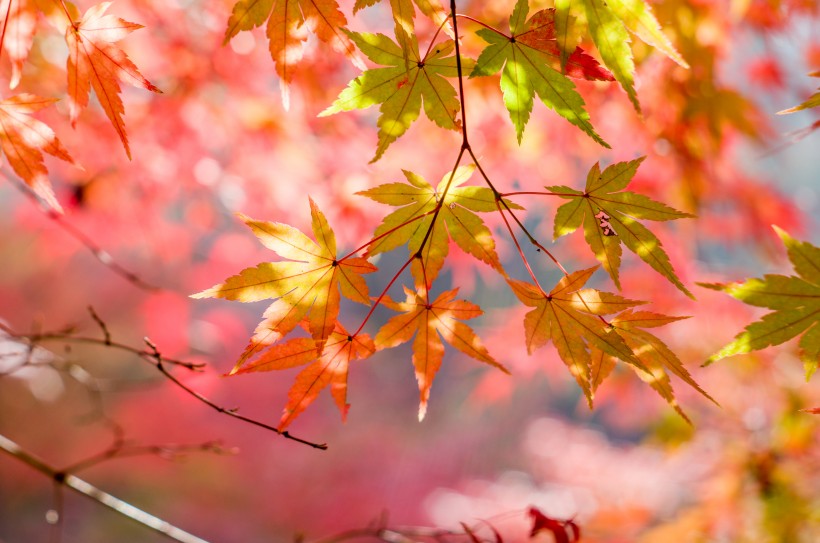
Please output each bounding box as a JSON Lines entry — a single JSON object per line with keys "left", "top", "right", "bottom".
{"left": 191, "top": 198, "right": 376, "bottom": 371}
{"left": 320, "top": 30, "right": 472, "bottom": 162}
{"left": 702, "top": 227, "right": 820, "bottom": 380}
{"left": 548, "top": 157, "right": 694, "bottom": 297}
{"left": 352, "top": 0, "right": 449, "bottom": 66}
{"left": 553, "top": 0, "right": 577, "bottom": 70}
{"left": 468, "top": 0, "right": 608, "bottom": 146}
{"left": 590, "top": 310, "right": 716, "bottom": 422}
{"left": 374, "top": 287, "right": 508, "bottom": 420}
{"left": 507, "top": 266, "right": 647, "bottom": 405}
{"left": 357, "top": 165, "right": 521, "bottom": 288}
{"left": 574, "top": 0, "right": 688, "bottom": 111}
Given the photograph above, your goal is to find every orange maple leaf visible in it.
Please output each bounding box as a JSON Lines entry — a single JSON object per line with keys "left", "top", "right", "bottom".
{"left": 0, "top": 94, "right": 75, "bottom": 212}
{"left": 64, "top": 2, "right": 160, "bottom": 159}
{"left": 233, "top": 321, "right": 375, "bottom": 430}
{"left": 224, "top": 0, "right": 364, "bottom": 109}
{"left": 192, "top": 198, "right": 377, "bottom": 371}
{"left": 375, "top": 287, "right": 509, "bottom": 420}
{"left": 0, "top": 0, "right": 38, "bottom": 89}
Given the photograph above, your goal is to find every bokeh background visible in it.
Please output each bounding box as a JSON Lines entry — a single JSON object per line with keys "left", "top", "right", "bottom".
{"left": 1, "top": 0, "right": 819, "bottom": 541}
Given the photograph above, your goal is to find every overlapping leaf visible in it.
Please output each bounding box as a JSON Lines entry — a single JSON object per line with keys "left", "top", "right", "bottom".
{"left": 320, "top": 31, "right": 472, "bottom": 162}
{"left": 589, "top": 310, "right": 716, "bottom": 421}
{"left": 515, "top": 8, "right": 614, "bottom": 82}
{"left": 0, "top": 0, "right": 38, "bottom": 89}
{"left": 469, "top": 0, "right": 608, "bottom": 146}
{"left": 702, "top": 227, "right": 820, "bottom": 380}
{"left": 507, "top": 266, "right": 647, "bottom": 404}
{"left": 233, "top": 321, "right": 375, "bottom": 430}
{"left": 224, "top": 0, "right": 364, "bottom": 109}
{"left": 549, "top": 157, "right": 694, "bottom": 297}
{"left": 192, "top": 198, "right": 377, "bottom": 370}
{"left": 375, "top": 287, "right": 508, "bottom": 420}
{"left": 65, "top": 2, "right": 161, "bottom": 159}
{"left": 570, "top": 0, "right": 688, "bottom": 111}
{"left": 0, "top": 94, "right": 75, "bottom": 212}
{"left": 358, "top": 165, "right": 520, "bottom": 287}
{"left": 352, "top": 0, "right": 448, "bottom": 60}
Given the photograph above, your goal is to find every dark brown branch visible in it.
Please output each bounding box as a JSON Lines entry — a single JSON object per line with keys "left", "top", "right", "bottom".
{"left": 0, "top": 322, "right": 328, "bottom": 450}
{"left": 143, "top": 338, "right": 328, "bottom": 450}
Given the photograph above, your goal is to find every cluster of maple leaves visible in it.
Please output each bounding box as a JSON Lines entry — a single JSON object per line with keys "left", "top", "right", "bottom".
{"left": 194, "top": 0, "right": 727, "bottom": 428}
{"left": 2, "top": 0, "right": 818, "bottom": 432}
{"left": 0, "top": 0, "right": 160, "bottom": 211}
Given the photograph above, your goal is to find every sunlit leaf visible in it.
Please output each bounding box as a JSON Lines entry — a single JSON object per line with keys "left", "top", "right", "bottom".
{"left": 192, "top": 198, "right": 377, "bottom": 371}
{"left": 469, "top": 0, "right": 609, "bottom": 146}
{"left": 702, "top": 227, "right": 820, "bottom": 379}
{"left": 65, "top": 2, "right": 161, "bottom": 159}
{"left": 549, "top": 157, "right": 694, "bottom": 297}
{"left": 375, "top": 287, "right": 508, "bottom": 420}
{"left": 320, "top": 31, "right": 471, "bottom": 162}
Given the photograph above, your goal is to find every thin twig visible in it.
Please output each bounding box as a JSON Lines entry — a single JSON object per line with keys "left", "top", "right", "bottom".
{"left": 0, "top": 322, "right": 327, "bottom": 450}
{"left": 0, "top": 433, "right": 212, "bottom": 543}
{"left": 6, "top": 176, "right": 159, "bottom": 291}
{"left": 143, "top": 338, "right": 328, "bottom": 450}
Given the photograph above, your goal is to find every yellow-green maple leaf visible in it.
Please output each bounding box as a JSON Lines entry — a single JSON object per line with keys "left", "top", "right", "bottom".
{"left": 469, "top": 0, "right": 608, "bottom": 146}
{"left": 233, "top": 321, "right": 375, "bottom": 430}
{"left": 590, "top": 310, "right": 716, "bottom": 422}
{"left": 192, "top": 198, "right": 376, "bottom": 371}
{"left": 778, "top": 71, "right": 820, "bottom": 115}
{"left": 352, "top": 0, "right": 448, "bottom": 64}
{"left": 375, "top": 287, "right": 508, "bottom": 420}
{"left": 702, "top": 227, "right": 820, "bottom": 380}
{"left": 357, "top": 165, "right": 520, "bottom": 288}
{"left": 559, "top": 0, "right": 688, "bottom": 111}
{"left": 320, "top": 30, "right": 472, "bottom": 162}
{"left": 507, "top": 266, "right": 647, "bottom": 404}
{"left": 549, "top": 157, "right": 694, "bottom": 297}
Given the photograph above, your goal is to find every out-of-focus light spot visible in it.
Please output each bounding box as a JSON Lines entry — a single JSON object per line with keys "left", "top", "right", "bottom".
{"left": 45, "top": 510, "right": 60, "bottom": 524}
{"left": 230, "top": 32, "right": 256, "bottom": 56}
{"left": 743, "top": 407, "right": 766, "bottom": 431}
{"left": 653, "top": 138, "right": 671, "bottom": 156}
{"left": 218, "top": 174, "right": 247, "bottom": 209}
{"left": 39, "top": 35, "right": 66, "bottom": 67}
{"left": 194, "top": 157, "right": 222, "bottom": 186}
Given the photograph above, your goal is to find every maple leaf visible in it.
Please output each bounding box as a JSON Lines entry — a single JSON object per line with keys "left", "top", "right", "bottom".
{"left": 320, "top": 31, "right": 472, "bottom": 163}
{"left": 573, "top": 0, "right": 688, "bottom": 111}
{"left": 528, "top": 507, "right": 580, "bottom": 543}
{"left": 469, "top": 0, "right": 608, "bottom": 146}
{"left": 223, "top": 0, "right": 364, "bottom": 110}
{"left": 515, "top": 8, "right": 614, "bottom": 82}
{"left": 192, "top": 198, "right": 377, "bottom": 368}
{"left": 702, "top": 227, "right": 820, "bottom": 380}
{"left": 357, "top": 165, "right": 521, "bottom": 288}
{"left": 233, "top": 321, "right": 375, "bottom": 430}
{"left": 64, "top": 2, "right": 161, "bottom": 159}
{"left": 0, "top": 0, "right": 38, "bottom": 89}
{"left": 374, "top": 286, "right": 508, "bottom": 420}
{"left": 548, "top": 157, "right": 694, "bottom": 297}
{"left": 352, "top": 0, "right": 448, "bottom": 63}
{"left": 589, "top": 310, "right": 716, "bottom": 422}
{"left": 507, "top": 266, "right": 647, "bottom": 405}
{"left": 778, "top": 71, "right": 820, "bottom": 114}
{"left": 0, "top": 94, "right": 75, "bottom": 212}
